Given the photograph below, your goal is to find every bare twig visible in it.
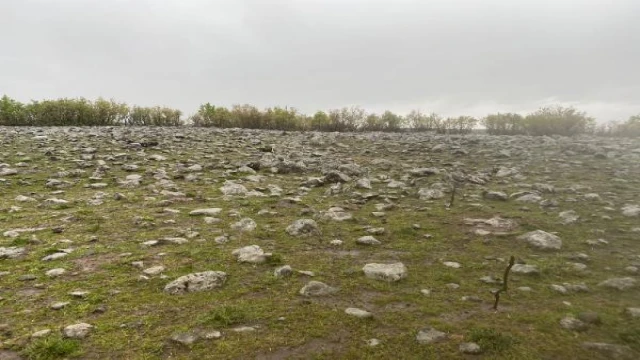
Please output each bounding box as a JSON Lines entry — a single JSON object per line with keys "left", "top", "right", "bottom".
{"left": 493, "top": 256, "right": 516, "bottom": 310}
{"left": 449, "top": 183, "right": 457, "bottom": 207}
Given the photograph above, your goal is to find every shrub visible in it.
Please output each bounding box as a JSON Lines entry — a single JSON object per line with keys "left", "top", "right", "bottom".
{"left": 0, "top": 95, "right": 182, "bottom": 126}
{"left": 468, "top": 327, "right": 518, "bottom": 353}
{"left": 524, "top": 106, "right": 594, "bottom": 136}
{"left": 309, "top": 111, "right": 332, "bottom": 131}
{"left": 406, "top": 110, "right": 441, "bottom": 131}
{"left": 190, "top": 103, "right": 232, "bottom": 127}
{"left": 483, "top": 113, "right": 525, "bottom": 135}
{"left": 23, "top": 337, "right": 81, "bottom": 360}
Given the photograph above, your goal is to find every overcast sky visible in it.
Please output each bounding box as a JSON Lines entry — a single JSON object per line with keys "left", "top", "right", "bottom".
{"left": 2, "top": 0, "right": 639, "bottom": 121}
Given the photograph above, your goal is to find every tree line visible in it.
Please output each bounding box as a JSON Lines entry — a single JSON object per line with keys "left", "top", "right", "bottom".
{"left": 1, "top": 95, "right": 638, "bottom": 137}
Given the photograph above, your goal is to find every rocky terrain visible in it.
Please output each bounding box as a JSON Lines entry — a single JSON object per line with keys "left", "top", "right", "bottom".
{"left": 1, "top": 126, "right": 639, "bottom": 359}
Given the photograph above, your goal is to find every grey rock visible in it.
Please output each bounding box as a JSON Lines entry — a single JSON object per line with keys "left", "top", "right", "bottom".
{"left": 443, "top": 261, "right": 461, "bottom": 269}
{"left": 459, "top": 342, "right": 482, "bottom": 354}
{"left": 624, "top": 308, "right": 640, "bottom": 318}
{"left": 418, "top": 188, "right": 445, "bottom": 200}
{"left": 189, "top": 208, "right": 222, "bottom": 216}
{"left": 621, "top": 205, "right": 640, "bottom": 217}
{"left": 220, "top": 181, "right": 248, "bottom": 196}
{"left": 363, "top": 263, "right": 407, "bottom": 282}
{"left": 511, "top": 264, "right": 540, "bottom": 275}
{"left": 45, "top": 268, "right": 66, "bottom": 277}
{"left": 274, "top": 265, "right": 293, "bottom": 278}
{"left": 41, "top": 252, "right": 68, "bottom": 261}
{"left": 559, "top": 210, "right": 579, "bottom": 225}
{"left": 515, "top": 193, "right": 543, "bottom": 203}
{"left": 560, "top": 316, "right": 588, "bottom": 331}
{"left": 231, "top": 218, "right": 257, "bottom": 232}
{"left": 517, "top": 230, "right": 562, "bottom": 250}
{"left": 409, "top": 168, "right": 439, "bottom": 177}
{"left": 598, "top": 277, "right": 637, "bottom": 291}
{"left": 324, "top": 170, "right": 351, "bottom": 183}
{"left": 51, "top": 302, "right": 70, "bottom": 310}
{"left": 355, "top": 178, "right": 372, "bottom": 189}
{"left": 484, "top": 191, "right": 508, "bottom": 201}
{"left": 31, "top": 329, "right": 52, "bottom": 338}
{"left": 299, "top": 281, "right": 337, "bottom": 296}
{"left": 143, "top": 266, "right": 165, "bottom": 276}
{"left": 0, "top": 247, "right": 25, "bottom": 259}
{"left": 164, "top": 271, "right": 227, "bottom": 294}
{"left": 356, "top": 236, "right": 381, "bottom": 246}
{"left": 416, "top": 327, "right": 447, "bottom": 344}
{"left": 321, "top": 207, "right": 352, "bottom": 221}
{"left": 551, "top": 284, "right": 568, "bottom": 294}
{"left": 63, "top": 323, "right": 93, "bottom": 339}
{"left": 581, "top": 342, "right": 634, "bottom": 360}
{"left": 286, "top": 219, "right": 320, "bottom": 237}
{"left": 232, "top": 245, "right": 271, "bottom": 264}
{"left": 345, "top": 308, "right": 373, "bottom": 318}
{"left": 170, "top": 332, "right": 199, "bottom": 345}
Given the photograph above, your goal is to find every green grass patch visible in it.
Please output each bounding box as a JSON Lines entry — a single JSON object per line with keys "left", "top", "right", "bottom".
{"left": 23, "top": 337, "right": 82, "bottom": 360}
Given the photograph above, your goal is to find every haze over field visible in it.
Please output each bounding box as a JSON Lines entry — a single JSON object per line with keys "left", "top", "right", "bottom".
{"left": 1, "top": 0, "right": 640, "bottom": 120}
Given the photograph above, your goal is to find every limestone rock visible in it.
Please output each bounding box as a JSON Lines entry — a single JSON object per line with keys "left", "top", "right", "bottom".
{"left": 164, "top": 271, "right": 227, "bottom": 294}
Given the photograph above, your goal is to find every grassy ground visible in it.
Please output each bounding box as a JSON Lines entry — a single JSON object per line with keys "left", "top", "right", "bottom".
{"left": 1, "top": 127, "right": 639, "bottom": 359}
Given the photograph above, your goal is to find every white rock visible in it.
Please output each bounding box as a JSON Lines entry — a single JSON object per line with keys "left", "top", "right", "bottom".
{"left": 189, "top": 208, "right": 222, "bottom": 216}
{"left": 143, "top": 266, "right": 165, "bottom": 276}
{"left": 299, "top": 281, "right": 337, "bottom": 296}
{"left": 46, "top": 268, "right": 66, "bottom": 277}
{"left": 363, "top": 263, "right": 407, "bottom": 282}
{"left": 164, "top": 271, "right": 227, "bottom": 294}
{"left": 357, "top": 236, "right": 381, "bottom": 245}
{"left": 0, "top": 247, "right": 25, "bottom": 259}
{"left": 232, "top": 245, "right": 271, "bottom": 264}
{"left": 42, "top": 252, "right": 68, "bottom": 261}
{"left": 621, "top": 205, "right": 640, "bottom": 217}
{"left": 286, "top": 219, "right": 320, "bottom": 237}
{"left": 63, "top": 323, "right": 93, "bottom": 339}
{"left": 416, "top": 327, "right": 447, "bottom": 344}
{"left": 511, "top": 264, "right": 540, "bottom": 275}
{"left": 231, "top": 218, "right": 257, "bottom": 232}
{"left": 517, "top": 230, "right": 562, "bottom": 250}
{"left": 418, "top": 188, "right": 445, "bottom": 200}
{"left": 345, "top": 308, "right": 373, "bottom": 318}
{"left": 443, "top": 261, "right": 461, "bottom": 269}
{"left": 598, "top": 277, "right": 637, "bottom": 291}
{"left": 31, "top": 329, "right": 52, "bottom": 338}
{"left": 220, "top": 181, "right": 248, "bottom": 196}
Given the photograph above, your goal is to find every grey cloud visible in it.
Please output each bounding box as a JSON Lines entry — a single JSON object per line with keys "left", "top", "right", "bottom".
{"left": 2, "top": 0, "right": 639, "bottom": 121}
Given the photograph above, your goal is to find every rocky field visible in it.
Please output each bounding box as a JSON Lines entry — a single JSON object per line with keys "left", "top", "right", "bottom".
{"left": 1, "top": 127, "right": 640, "bottom": 359}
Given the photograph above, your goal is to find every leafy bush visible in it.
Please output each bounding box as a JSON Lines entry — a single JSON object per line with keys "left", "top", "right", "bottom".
{"left": 0, "top": 95, "right": 182, "bottom": 126}
{"left": 483, "top": 113, "right": 525, "bottom": 135}
{"left": 596, "top": 115, "right": 640, "bottom": 137}
{"left": 406, "top": 110, "right": 441, "bottom": 131}
{"left": 524, "top": 106, "right": 594, "bottom": 136}
{"left": 190, "top": 103, "right": 232, "bottom": 128}
{"left": 3, "top": 94, "right": 637, "bottom": 138}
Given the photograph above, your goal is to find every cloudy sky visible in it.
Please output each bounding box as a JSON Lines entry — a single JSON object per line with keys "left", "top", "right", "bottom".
{"left": 2, "top": 0, "right": 639, "bottom": 121}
